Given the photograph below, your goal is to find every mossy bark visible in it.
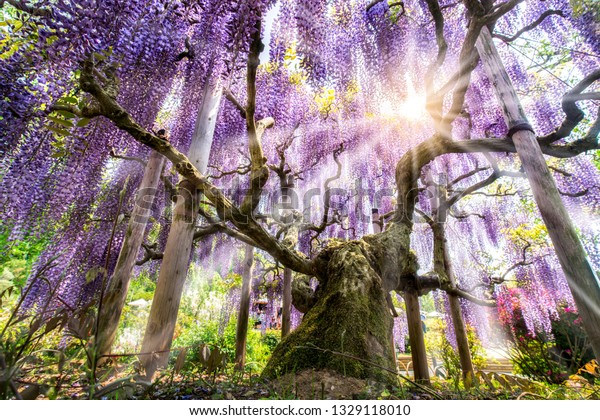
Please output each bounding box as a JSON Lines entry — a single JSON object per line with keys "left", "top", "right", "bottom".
{"left": 262, "top": 225, "right": 414, "bottom": 385}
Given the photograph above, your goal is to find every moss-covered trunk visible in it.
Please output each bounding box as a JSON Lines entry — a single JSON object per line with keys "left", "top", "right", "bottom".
{"left": 262, "top": 224, "right": 415, "bottom": 385}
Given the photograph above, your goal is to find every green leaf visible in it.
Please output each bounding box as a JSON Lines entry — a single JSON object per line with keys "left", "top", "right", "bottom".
{"left": 57, "top": 96, "right": 78, "bottom": 105}
{"left": 53, "top": 110, "right": 76, "bottom": 119}
{"left": 76, "top": 117, "right": 91, "bottom": 127}
{"left": 46, "top": 125, "right": 71, "bottom": 137}
{"left": 47, "top": 115, "right": 74, "bottom": 128}
{"left": 51, "top": 138, "right": 65, "bottom": 149}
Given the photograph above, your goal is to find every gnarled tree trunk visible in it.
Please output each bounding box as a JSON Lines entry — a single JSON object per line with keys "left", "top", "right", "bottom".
{"left": 263, "top": 224, "right": 415, "bottom": 385}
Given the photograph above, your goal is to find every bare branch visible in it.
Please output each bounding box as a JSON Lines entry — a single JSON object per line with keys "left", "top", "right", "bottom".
{"left": 436, "top": 0, "right": 524, "bottom": 128}
{"left": 447, "top": 165, "right": 491, "bottom": 189}
{"left": 493, "top": 10, "right": 565, "bottom": 43}
{"left": 447, "top": 287, "right": 496, "bottom": 307}
{"left": 483, "top": 0, "right": 525, "bottom": 24}
{"left": 207, "top": 163, "right": 251, "bottom": 179}
{"left": 161, "top": 174, "right": 176, "bottom": 199}
{"left": 174, "top": 36, "right": 194, "bottom": 62}
{"left": 446, "top": 169, "right": 524, "bottom": 208}
{"left": 50, "top": 103, "right": 103, "bottom": 119}
{"left": 135, "top": 243, "right": 162, "bottom": 266}
{"left": 583, "top": 106, "right": 600, "bottom": 143}
{"left": 558, "top": 188, "right": 588, "bottom": 198}
{"left": 319, "top": 143, "right": 344, "bottom": 231}
{"left": 394, "top": 101, "right": 600, "bottom": 224}
{"left": 415, "top": 208, "right": 434, "bottom": 226}
{"left": 194, "top": 224, "right": 259, "bottom": 249}
{"left": 548, "top": 165, "right": 572, "bottom": 177}
{"left": 223, "top": 88, "right": 247, "bottom": 119}
{"left": 564, "top": 92, "right": 600, "bottom": 102}
{"left": 300, "top": 144, "right": 346, "bottom": 240}
{"left": 498, "top": 242, "right": 532, "bottom": 281}
{"left": 445, "top": 134, "right": 600, "bottom": 158}
{"left": 109, "top": 149, "right": 147, "bottom": 167}
{"left": 469, "top": 187, "right": 519, "bottom": 198}
{"left": 434, "top": 0, "right": 511, "bottom": 129}
{"left": 449, "top": 210, "right": 486, "bottom": 219}
{"left": 366, "top": 0, "right": 405, "bottom": 13}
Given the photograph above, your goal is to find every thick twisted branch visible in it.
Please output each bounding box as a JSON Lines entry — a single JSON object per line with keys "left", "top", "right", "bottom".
{"left": 78, "top": 58, "right": 314, "bottom": 276}
{"left": 234, "top": 18, "right": 275, "bottom": 216}
{"left": 395, "top": 96, "right": 599, "bottom": 223}
{"left": 539, "top": 69, "right": 600, "bottom": 145}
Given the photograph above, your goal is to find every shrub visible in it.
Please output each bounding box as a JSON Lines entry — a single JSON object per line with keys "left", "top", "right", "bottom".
{"left": 425, "top": 318, "right": 487, "bottom": 389}
{"left": 172, "top": 315, "right": 278, "bottom": 373}
{"left": 498, "top": 288, "right": 594, "bottom": 384}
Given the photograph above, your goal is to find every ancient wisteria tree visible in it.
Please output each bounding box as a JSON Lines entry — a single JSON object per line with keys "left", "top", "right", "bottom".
{"left": 1, "top": 0, "right": 599, "bottom": 389}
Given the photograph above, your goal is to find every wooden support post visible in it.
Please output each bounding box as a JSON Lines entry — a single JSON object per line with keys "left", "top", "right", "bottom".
{"left": 405, "top": 291, "right": 430, "bottom": 384}
{"left": 140, "top": 83, "right": 223, "bottom": 376}
{"left": 433, "top": 174, "right": 475, "bottom": 386}
{"left": 476, "top": 27, "right": 600, "bottom": 359}
{"left": 235, "top": 244, "right": 255, "bottom": 370}
{"left": 405, "top": 179, "right": 430, "bottom": 383}
{"left": 447, "top": 292, "right": 474, "bottom": 383}
{"left": 96, "top": 150, "right": 165, "bottom": 360}
{"left": 424, "top": 171, "right": 475, "bottom": 384}
{"left": 281, "top": 268, "right": 292, "bottom": 338}
{"left": 372, "top": 208, "right": 382, "bottom": 234}
{"left": 281, "top": 174, "right": 297, "bottom": 339}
